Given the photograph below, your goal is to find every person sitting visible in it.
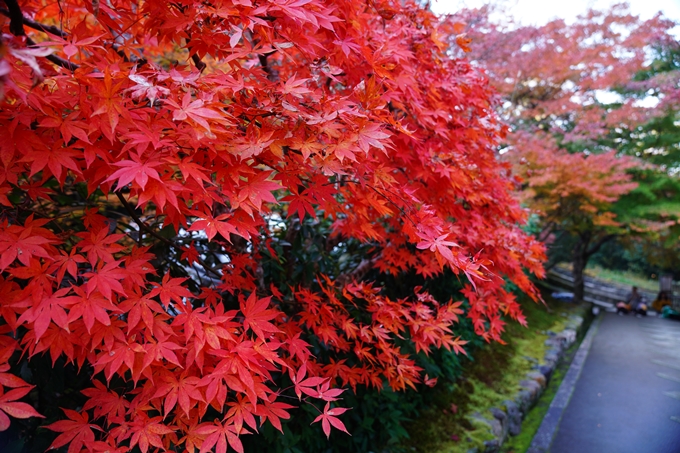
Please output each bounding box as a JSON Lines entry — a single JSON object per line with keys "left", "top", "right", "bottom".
{"left": 634, "top": 298, "right": 648, "bottom": 317}
{"left": 652, "top": 290, "right": 672, "bottom": 312}
{"left": 617, "top": 286, "right": 645, "bottom": 315}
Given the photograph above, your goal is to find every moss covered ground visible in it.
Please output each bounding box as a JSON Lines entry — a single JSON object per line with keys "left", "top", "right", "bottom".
{"left": 500, "top": 319, "right": 587, "bottom": 453}
{"left": 403, "top": 295, "right": 585, "bottom": 453}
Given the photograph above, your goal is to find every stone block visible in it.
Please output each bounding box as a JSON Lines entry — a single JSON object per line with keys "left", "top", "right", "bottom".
{"left": 490, "top": 407, "right": 506, "bottom": 421}
{"left": 503, "top": 400, "right": 522, "bottom": 436}
{"left": 516, "top": 390, "right": 533, "bottom": 412}
{"left": 526, "top": 371, "right": 547, "bottom": 388}
{"left": 483, "top": 439, "right": 500, "bottom": 453}
{"left": 539, "top": 364, "right": 555, "bottom": 380}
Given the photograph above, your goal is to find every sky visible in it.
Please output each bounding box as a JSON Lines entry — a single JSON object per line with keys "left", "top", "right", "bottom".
{"left": 430, "top": 0, "right": 680, "bottom": 26}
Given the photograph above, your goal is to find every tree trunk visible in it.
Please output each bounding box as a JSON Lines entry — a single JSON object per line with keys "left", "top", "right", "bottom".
{"left": 572, "top": 234, "right": 590, "bottom": 303}
{"left": 571, "top": 232, "right": 616, "bottom": 303}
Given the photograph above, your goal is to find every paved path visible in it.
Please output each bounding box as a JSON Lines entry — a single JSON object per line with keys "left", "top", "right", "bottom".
{"left": 550, "top": 312, "right": 680, "bottom": 453}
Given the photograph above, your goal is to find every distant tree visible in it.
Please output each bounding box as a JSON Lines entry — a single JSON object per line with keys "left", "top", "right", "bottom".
{"left": 511, "top": 132, "right": 637, "bottom": 301}
{"left": 449, "top": 3, "right": 678, "bottom": 300}
{"left": 600, "top": 40, "right": 680, "bottom": 279}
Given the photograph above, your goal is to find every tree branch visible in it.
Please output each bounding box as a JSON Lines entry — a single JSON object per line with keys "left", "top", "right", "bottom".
{"left": 585, "top": 233, "right": 616, "bottom": 257}
{"left": 543, "top": 229, "right": 567, "bottom": 256}
{"left": 2, "top": 1, "right": 143, "bottom": 72}
{"left": 335, "top": 256, "right": 379, "bottom": 287}
{"left": 0, "top": 7, "right": 67, "bottom": 37}
{"left": 1, "top": 0, "right": 24, "bottom": 36}
{"left": 115, "top": 192, "right": 223, "bottom": 279}
{"left": 1, "top": 0, "right": 79, "bottom": 71}
{"left": 258, "top": 54, "right": 270, "bottom": 73}
{"left": 543, "top": 259, "right": 560, "bottom": 272}
{"left": 183, "top": 29, "right": 206, "bottom": 72}
{"left": 116, "top": 192, "right": 174, "bottom": 246}
{"left": 191, "top": 53, "right": 206, "bottom": 72}
{"left": 257, "top": 50, "right": 279, "bottom": 82}
{"left": 537, "top": 221, "right": 556, "bottom": 242}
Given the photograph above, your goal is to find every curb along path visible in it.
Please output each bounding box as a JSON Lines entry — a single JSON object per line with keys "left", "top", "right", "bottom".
{"left": 476, "top": 313, "right": 586, "bottom": 452}
{"left": 527, "top": 314, "right": 602, "bottom": 453}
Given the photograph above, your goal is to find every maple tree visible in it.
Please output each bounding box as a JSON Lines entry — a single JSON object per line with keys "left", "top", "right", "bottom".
{"left": 450, "top": 3, "right": 678, "bottom": 301}
{"left": 511, "top": 132, "right": 638, "bottom": 302}
{"left": 0, "top": 0, "right": 547, "bottom": 450}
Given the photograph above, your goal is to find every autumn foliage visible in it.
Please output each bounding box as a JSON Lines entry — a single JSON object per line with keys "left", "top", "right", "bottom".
{"left": 449, "top": 4, "right": 678, "bottom": 301}
{"left": 457, "top": 4, "right": 677, "bottom": 142}
{"left": 513, "top": 132, "right": 637, "bottom": 222}
{"left": 0, "top": 0, "right": 545, "bottom": 450}
{"left": 512, "top": 131, "right": 639, "bottom": 278}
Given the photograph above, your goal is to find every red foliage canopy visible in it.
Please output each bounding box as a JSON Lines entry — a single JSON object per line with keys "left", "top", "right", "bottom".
{"left": 0, "top": 0, "right": 544, "bottom": 450}
{"left": 455, "top": 4, "right": 677, "bottom": 142}
{"left": 512, "top": 131, "right": 638, "bottom": 234}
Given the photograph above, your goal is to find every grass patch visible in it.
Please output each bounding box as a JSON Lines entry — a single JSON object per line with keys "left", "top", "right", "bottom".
{"left": 402, "top": 295, "right": 584, "bottom": 453}
{"left": 583, "top": 265, "right": 657, "bottom": 292}
{"left": 556, "top": 262, "right": 657, "bottom": 292}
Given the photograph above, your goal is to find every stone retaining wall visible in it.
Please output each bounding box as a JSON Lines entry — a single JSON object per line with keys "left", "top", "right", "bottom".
{"left": 468, "top": 311, "right": 588, "bottom": 453}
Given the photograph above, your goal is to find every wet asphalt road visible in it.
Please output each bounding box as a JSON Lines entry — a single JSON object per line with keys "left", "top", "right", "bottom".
{"left": 551, "top": 312, "right": 680, "bottom": 453}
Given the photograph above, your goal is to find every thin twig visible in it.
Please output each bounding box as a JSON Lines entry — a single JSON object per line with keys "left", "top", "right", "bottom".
{"left": 116, "top": 192, "right": 174, "bottom": 246}
{"left": 184, "top": 28, "right": 206, "bottom": 72}
{"left": 365, "top": 184, "right": 418, "bottom": 229}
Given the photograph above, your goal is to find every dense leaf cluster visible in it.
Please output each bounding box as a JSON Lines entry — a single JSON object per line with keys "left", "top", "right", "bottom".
{"left": 0, "top": 0, "right": 544, "bottom": 451}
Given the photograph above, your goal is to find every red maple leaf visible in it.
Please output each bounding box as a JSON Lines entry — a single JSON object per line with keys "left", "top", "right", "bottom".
{"left": 81, "top": 380, "right": 129, "bottom": 422}
{"left": 90, "top": 69, "right": 129, "bottom": 139}
{"left": 416, "top": 233, "right": 460, "bottom": 268}
{"left": 76, "top": 229, "right": 125, "bottom": 267}
{"left": 234, "top": 173, "right": 283, "bottom": 216}
{"left": 149, "top": 274, "right": 194, "bottom": 305}
{"left": 0, "top": 227, "right": 54, "bottom": 271}
{"left": 153, "top": 373, "right": 203, "bottom": 417}
{"left": 45, "top": 408, "right": 101, "bottom": 453}
{"left": 240, "top": 293, "right": 280, "bottom": 339}
{"left": 105, "top": 159, "right": 162, "bottom": 191}
{"left": 165, "top": 92, "right": 228, "bottom": 132}
{"left": 16, "top": 288, "right": 78, "bottom": 342}
{"left": 196, "top": 419, "right": 245, "bottom": 453}
{"left": 127, "top": 415, "right": 175, "bottom": 453}
{"left": 311, "top": 402, "right": 351, "bottom": 439}
{"left": 51, "top": 249, "right": 87, "bottom": 284}
{"left": 68, "top": 286, "right": 120, "bottom": 333}
{"left": 0, "top": 365, "right": 32, "bottom": 389}
{"left": 290, "top": 363, "right": 327, "bottom": 400}
{"left": 189, "top": 213, "right": 240, "bottom": 242}
{"left": 255, "top": 400, "right": 294, "bottom": 434}
{"left": 0, "top": 387, "right": 43, "bottom": 431}
{"left": 83, "top": 261, "right": 128, "bottom": 300}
